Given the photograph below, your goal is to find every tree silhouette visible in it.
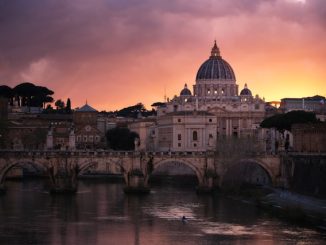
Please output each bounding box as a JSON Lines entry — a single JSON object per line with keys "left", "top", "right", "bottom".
{"left": 106, "top": 127, "right": 139, "bottom": 150}
{"left": 55, "top": 99, "right": 65, "bottom": 110}
{"left": 0, "top": 85, "right": 13, "bottom": 105}
{"left": 13, "top": 82, "right": 36, "bottom": 107}
{"left": 8, "top": 82, "right": 54, "bottom": 108}
{"left": 66, "top": 98, "right": 72, "bottom": 113}
{"left": 260, "top": 110, "right": 318, "bottom": 132}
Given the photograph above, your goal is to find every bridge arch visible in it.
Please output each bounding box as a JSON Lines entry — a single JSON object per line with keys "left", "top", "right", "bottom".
{"left": 78, "top": 161, "right": 99, "bottom": 175}
{"left": 220, "top": 159, "right": 273, "bottom": 189}
{"left": 78, "top": 158, "right": 128, "bottom": 184}
{"left": 150, "top": 158, "right": 204, "bottom": 185}
{"left": 0, "top": 160, "right": 48, "bottom": 184}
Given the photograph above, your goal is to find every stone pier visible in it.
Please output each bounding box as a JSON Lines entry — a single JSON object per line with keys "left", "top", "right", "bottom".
{"left": 0, "top": 183, "right": 6, "bottom": 194}
{"left": 47, "top": 162, "right": 79, "bottom": 194}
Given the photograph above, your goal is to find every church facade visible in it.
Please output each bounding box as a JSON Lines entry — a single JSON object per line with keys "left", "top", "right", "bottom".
{"left": 141, "top": 41, "right": 266, "bottom": 152}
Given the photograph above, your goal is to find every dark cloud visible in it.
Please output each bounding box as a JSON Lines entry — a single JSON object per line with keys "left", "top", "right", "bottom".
{"left": 0, "top": 0, "right": 321, "bottom": 69}
{"left": 0, "top": 0, "right": 325, "bottom": 108}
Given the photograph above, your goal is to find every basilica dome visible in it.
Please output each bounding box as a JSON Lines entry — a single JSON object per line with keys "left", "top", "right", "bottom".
{"left": 180, "top": 83, "right": 192, "bottom": 96}
{"left": 196, "top": 41, "right": 236, "bottom": 81}
{"left": 240, "top": 84, "right": 252, "bottom": 96}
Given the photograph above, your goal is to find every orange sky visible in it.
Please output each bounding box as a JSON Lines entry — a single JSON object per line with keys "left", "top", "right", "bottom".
{"left": 0, "top": 0, "right": 325, "bottom": 110}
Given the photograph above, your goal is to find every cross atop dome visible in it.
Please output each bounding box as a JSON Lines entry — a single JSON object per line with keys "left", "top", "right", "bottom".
{"left": 210, "top": 40, "right": 221, "bottom": 58}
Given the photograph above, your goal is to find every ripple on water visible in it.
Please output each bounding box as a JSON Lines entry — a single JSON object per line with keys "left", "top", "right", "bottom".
{"left": 144, "top": 205, "right": 196, "bottom": 221}
{"left": 200, "top": 222, "right": 256, "bottom": 236}
{"left": 96, "top": 216, "right": 129, "bottom": 222}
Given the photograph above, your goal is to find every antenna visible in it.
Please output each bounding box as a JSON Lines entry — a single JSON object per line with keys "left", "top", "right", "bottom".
{"left": 164, "top": 86, "right": 167, "bottom": 102}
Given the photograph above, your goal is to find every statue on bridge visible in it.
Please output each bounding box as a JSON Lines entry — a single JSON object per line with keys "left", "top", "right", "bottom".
{"left": 134, "top": 137, "right": 140, "bottom": 151}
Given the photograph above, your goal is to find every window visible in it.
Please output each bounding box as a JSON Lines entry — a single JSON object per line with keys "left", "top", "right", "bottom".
{"left": 95, "top": 136, "right": 100, "bottom": 142}
{"left": 209, "top": 118, "right": 212, "bottom": 122}
{"left": 194, "top": 143, "right": 197, "bottom": 147}
{"left": 77, "top": 136, "right": 81, "bottom": 142}
{"left": 255, "top": 104, "right": 260, "bottom": 110}
{"left": 177, "top": 118, "right": 181, "bottom": 123}
{"left": 178, "top": 143, "right": 181, "bottom": 147}
{"left": 178, "top": 134, "right": 181, "bottom": 141}
{"left": 221, "top": 89, "right": 225, "bottom": 95}
{"left": 193, "top": 131, "right": 198, "bottom": 141}
{"left": 89, "top": 135, "right": 94, "bottom": 142}
{"left": 83, "top": 136, "right": 87, "bottom": 142}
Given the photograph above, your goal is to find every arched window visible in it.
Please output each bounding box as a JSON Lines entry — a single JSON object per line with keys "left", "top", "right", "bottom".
{"left": 193, "top": 131, "right": 198, "bottom": 141}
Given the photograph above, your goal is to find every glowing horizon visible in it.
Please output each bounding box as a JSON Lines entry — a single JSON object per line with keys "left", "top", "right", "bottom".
{"left": 0, "top": 0, "right": 325, "bottom": 111}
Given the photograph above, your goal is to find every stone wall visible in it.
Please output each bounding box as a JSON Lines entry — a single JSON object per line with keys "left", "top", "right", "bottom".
{"left": 292, "top": 123, "right": 326, "bottom": 153}
{"left": 284, "top": 154, "right": 326, "bottom": 198}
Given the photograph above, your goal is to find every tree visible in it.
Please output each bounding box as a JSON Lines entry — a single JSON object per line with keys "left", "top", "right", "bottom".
{"left": 0, "top": 85, "right": 13, "bottom": 106}
{"left": 13, "top": 82, "right": 37, "bottom": 107}
{"left": 1, "top": 85, "right": 14, "bottom": 106}
{"left": 117, "top": 103, "right": 145, "bottom": 118}
{"left": 260, "top": 110, "right": 318, "bottom": 132}
{"left": 43, "top": 104, "right": 55, "bottom": 114}
{"left": 116, "top": 103, "right": 156, "bottom": 118}
{"left": 0, "top": 85, "right": 12, "bottom": 98}
{"left": 12, "top": 82, "right": 54, "bottom": 108}
{"left": 34, "top": 86, "right": 54, "bottom": 108}
{"left": 106, "top": 127, "right": 139, "bottom": 150}
{"left": 66, "top": 98, "right": 72, "bottom": 113}
{"left": 55, "top": 99, "right": 65, "bottom": 110}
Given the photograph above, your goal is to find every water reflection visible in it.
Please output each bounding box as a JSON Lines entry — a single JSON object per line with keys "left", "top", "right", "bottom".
{"left": 0, "top": 179, "right": 325, "bottom": 245}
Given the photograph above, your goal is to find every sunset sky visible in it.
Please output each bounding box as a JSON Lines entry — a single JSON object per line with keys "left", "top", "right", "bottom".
{"left": 0, "top": 0, "right": 325, "bottom": 111}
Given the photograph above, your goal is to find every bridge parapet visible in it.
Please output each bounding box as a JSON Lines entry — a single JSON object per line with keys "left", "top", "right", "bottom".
{"left": 0, "top": 150, "right": 215, "bottom": 158}
{"left": 286, "top": 152, "right": 326, "bottom": 157}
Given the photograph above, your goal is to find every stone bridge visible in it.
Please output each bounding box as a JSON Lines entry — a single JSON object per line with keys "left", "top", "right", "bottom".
{"left": 0, "top": 150, "right": 282, "bottom": 194}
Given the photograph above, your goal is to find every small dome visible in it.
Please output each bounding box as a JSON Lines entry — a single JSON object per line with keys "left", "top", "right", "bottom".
{"left": 180, "top": 83, "right": 192, "bottom": 96}
{"left": 240, "top": 84, "right": 252, "bottom": 96}
{"left": 196, "top": 41, "right": 236, "bottom": 81}
{"left": 76, "top": 102, "right": 97, "bottom": 112}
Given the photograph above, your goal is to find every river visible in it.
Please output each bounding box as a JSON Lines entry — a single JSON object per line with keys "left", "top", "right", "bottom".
{"left": 0, "top": 178, "right": 325, "bottom": 245}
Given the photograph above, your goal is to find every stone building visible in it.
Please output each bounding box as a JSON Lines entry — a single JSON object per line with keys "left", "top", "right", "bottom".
{"left": 46, "top": 122, "right": 74, "bottom": 150}
{"left": 74, "top": 103, "right": 105, "bottom": 149}
{"left": 280, "top": 95, "right": 326, "bottom": 113}
{"left": 147, "top": 41, "right": 266, "bottom": 151}
{"left": 128, "top": 118, "right": 156, "bottom": 151}
{"left": 292, "top": 123, "right": 326, "bottom": 153}
{"left": 6, "top": 113, "right": 72, "bottom": 150}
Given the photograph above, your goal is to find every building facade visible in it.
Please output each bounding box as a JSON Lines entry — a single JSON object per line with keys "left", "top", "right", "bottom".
{"left": 292, "top": 123, "right": 326, "bottom": 153}
{"left": 74, "top": 103, "right": 105, "bottom": 149}
{"left": 280, "top": 95, "right": 326, "bottom": 113}
{"left": 147, "top": 41, "right": 266, "bottom": 151}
